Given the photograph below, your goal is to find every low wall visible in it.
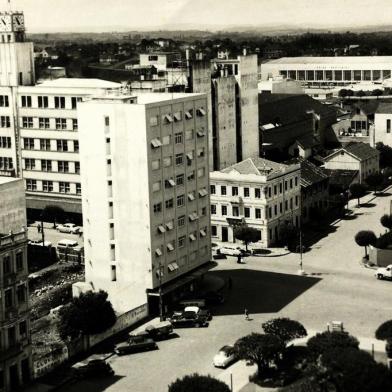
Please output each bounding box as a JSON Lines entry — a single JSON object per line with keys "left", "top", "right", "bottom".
{"left": 369, "top": 247, "right": 392, "bottom": 267}
{"left": 33, "top": 345, "right": 68, "bottom": 379}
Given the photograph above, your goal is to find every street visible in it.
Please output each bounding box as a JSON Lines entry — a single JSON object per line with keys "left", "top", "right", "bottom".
{"left": 57, "top": 192, "right": 392, "bottom": 392}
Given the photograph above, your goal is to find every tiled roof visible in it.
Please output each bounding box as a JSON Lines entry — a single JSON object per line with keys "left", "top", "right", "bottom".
{"left": 343, "top": 142, "right": 379, "bottom": 161}
{"left": 295, "top": 134, "right": 319, "bottom": 150}
{"left": 221, "top": 157, "right": 291, "bottom": 176}
{"left": 323, "top": 169, "right": 359, "bottom": 188}
{"left": 285, "top": 158, "right": 328, "bottom": 187}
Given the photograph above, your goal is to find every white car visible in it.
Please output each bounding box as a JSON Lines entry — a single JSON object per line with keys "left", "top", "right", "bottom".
{"left": 213, "top": 345, "right": 236, "bottom": 368}
{"left": 217, "top": 246, "right": 241, "bottom": 256}
{"left": 375, "top": 265, "right": 392, "bottom": 280}
{"left": 57, "top": 223, "right": 81, "bottom": 234}
{"left": 28, "top": 239, "right": 52, "bottom": 247}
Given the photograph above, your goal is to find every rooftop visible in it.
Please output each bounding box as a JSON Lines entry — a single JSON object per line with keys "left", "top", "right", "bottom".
{"left": 0, "top": 176, "right": 20, "bottom": 186}
{"left": 325, "top": 142, "right": 379, "bottom": 162}
{"left": 37, "top": 78, "right": 122, "bottom": 89}
{"left": 135, "top": 92, "right": 204, "bottom": 104}
{"left": 286, "top": 158, "right": 328, "bottom": 187}
{"left": 263, "top": 56, "right": 392, "bottom": 65}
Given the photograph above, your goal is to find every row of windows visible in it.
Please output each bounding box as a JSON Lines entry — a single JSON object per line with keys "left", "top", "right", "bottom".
{"left": 0, "top": 136, "right": 11, "bottom": 148}
{"left": 150, "top": 129, "right": 206, "bottom": 149}
{"left": 4, "top": 284, "right": 27, "bottom": 309}
{"left": 0, "top": 95, "right": 9, "bottom": 107}
{"left": 21, "top": 117, "right": 78, "bottom": 131}
{"left": 153, "top": 194, "right": 208, "bottom": 215}
{"left": 23, "top": 158, "right": 80, "bottom": 173}
{"left": 156, "top": 227, "right": 208, "bottom": 251}
{"left": 0, "top": 320, "right": 28, "bottom": 352}
{"left": 210, "top": 178, "right": 299, "bottom": 198}
{"left": 281, "top": 69, "right": 391, "bottom": 82}
{"left": 149, "top": 107, "right": 206, "bottom": 127}
{"left": 151, "top": 148, "right": 205, "bottom": 170}
{"left": 0, "top": 156, "right": 13, "bottom": 170}
{"left": 23, "top": 138, "right": 79, "bottom": 152}
{"left": 2, "top": 252, "right": 24, "bottom": 276}
{"left": 20, "top": 95, "right": 82, "bottom": 109}
{"left": 0, "top": 116, "right": 10, "bottom": 128}
{"left": 26, "top": 179, "right": 81, "bottom": 195}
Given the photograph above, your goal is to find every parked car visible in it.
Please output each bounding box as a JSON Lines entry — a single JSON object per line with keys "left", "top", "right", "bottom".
{"left": 114, "top": 333, "right": 157, "bottom": 355}
{"left": 144, "top": 321, "right": 174, "bottom": 341}
{"left": 184, "top": 306, "right": 212, "bottom": 321}
{"left": 57, "top": 239, "right": 80, "bottom": 249}
{"left": 28, "top": 239, "right": 52, "bottom": 247}
{"left": 57, "top": 223, "right": 81, "bottom": 234}
{"left": 375, "top": 265, "right": 392, "bottom": 280}
{"left": 217, "top": 247, "right": 241, "bottom": 256}
{"left": 72, "top": 358, "right": 114, "bottom": 378}
{"left": 169, "top": 310, "right": 209, "bottom": 328}
{"left": 213, "top": 345, "right": 236, "bottom": 368}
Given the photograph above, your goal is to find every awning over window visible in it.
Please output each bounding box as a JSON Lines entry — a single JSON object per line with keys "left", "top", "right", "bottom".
{"left": 188, "top": 193, "right": 195, "bottom": 201}
{"left": 186, "top": 152, "right": 193, "bottom": 160}
{"left": 189, "top": 233, "right": 196, "bottom": 241}
{"left": 167, "top": 243, "right": 174, "bottom": 251}
{"left": 165, "top": 114, "right": 173, "bottom": 123}
{"left": 200, "top": 229, "right": 206, "bottom": 237}
{"left": 188, "top": 213, "right": 198, "bottom": 221}
{"left": 155, "top": 248, "right": 162, "bottom": 256}
{"left": 185, "top": 111, "right": 193, "bottom": 119}
{"left": 158, "top": 225, "right": 166, "bottom": 233}
{"left": 198, "top": 188, "right": 208, "bottom": 197}
{"left": 197, "top": 108, "right": 206, "bottom": 116}
{"left": 167, "top": 179, "right": 175, "bottom": 187}
{"left": 197, "top": 130, "right": 205, "bottom": 137}
{"left": 151, "top": 139, "right": 162, "bottom": 148}
{"left": 173, "top": 113, "right": 181, "bottom": 122}
{"left": 166, "top": 221, "right": 174, "bottom": 230}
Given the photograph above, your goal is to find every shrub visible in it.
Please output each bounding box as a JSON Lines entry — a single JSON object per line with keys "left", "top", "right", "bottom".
{"left": 375, "top": 320, "right": 392, "bottom": 340}
{"left": 168, "top": 373, "right": 230, "bottom": 392}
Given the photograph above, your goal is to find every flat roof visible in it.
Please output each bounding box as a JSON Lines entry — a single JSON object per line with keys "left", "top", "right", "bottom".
{"left": 0, "top": 176, "right": 20, "bottom": 186}
{"left": 135, "top": 92, "right": 205, "bottom": 104}
{"left": 263, "top": 56, "right": 392, "bottom": 65}
{"left": 37, "top": 78, "right": 122, "bottom": 89}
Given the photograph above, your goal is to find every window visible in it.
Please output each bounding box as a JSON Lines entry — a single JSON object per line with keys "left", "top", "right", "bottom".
{"left": 104, "top": 116, "right": 110, "bottom": 127}
{"left": 24, "top": 158, "right": 35, "bottom": 170}
{"left": 0, "top": 116, "right": 10, "bottom": 128}
{"left": 176, "top": 174, "right": 184, "bottom": 186}
{"left": 39, "top": 117, "right": 50, "bottom": 129}
{"left": 21, "top": 95, "right": 32, "bottom": 107}
{"left": 167, "top": 242, "right": 175, "bottom": 252}
{"left": 165, "top": 178, "right": 175, "bottom": 188}
{"left": 3, "top": 255, "right": 11, "bottom": 274}
{"left": 177, "top": 194, "right": 185, "bottom": 207}
{"left": 185, "top": 129, "right": 194, "bottom": 140}
{"left": 165, "top": 198, "right": 173, "bottom": 209}
{"left": 211, "top": 204, "right": 216, "bottom": 215}
{"left": 244, "top": 207, "right": 250, "bottom": 218}
{"left": 42, "top": 180, "right": 53, "bottom": 192}
{"left": 274, "top": 204, "right": 278, "bottom": 215}
{"left": 185, "top": 109, "right": 193, "bottom": 119}
{"left": 197, "top": 167, "right": 205, "bottom": 178}
{"left": 232, "top": 206, "right": 239, "bottom": 216}
{"left": 76, "top": 183, "right": 81, "bottom": 195}
{"left": 72, "top": 119, "right": 78, "bottom": 130}
{"left": 221, "top": 205, "right": 227, "bottom": 215}
{"left": 187, "top": 171, "right": 195, "bottom": 181}
{"left": 177, "top": 215, "right": 185, "bottom": 227}
{"left": 153, "top": 202, "right": 162, "bottom": 213}
{"left": 244, "top": 187, "right": 249, "bottom": 197}
{"left": 174, "top": 132, "right": 183, "bottom": 144}
{"left": 175, "top": 153, "right": 183, "bottom": 165}
{"left": 221, "top": 185, "right": 227, "bottom": 195}
{"left": 57, "top": 140, "right": 68, "bottom": 151}
{"left": 0, "top": 95, "right": 9, "bottom": 107}
{"left": 111, "top": 265, "right": 117, "bottom": 281}
{"left": 16, "top": 252, "right": 23, "bottom": 271}
{"left": 19, "top": 320, "right": 27, "bottom": 338}
{"left": 162, "top": 135, "right": 171, "bottom": 145}
{"left": 255, "top": 208, "right": 261, "bottom": 219}
{"left": 178, "top": 236, "right": 186, "bottom": 248}
{"left": 0, "top": 157, "right": 12, "bottom": 170}
{"left": 58, "top": 161, "right": 69, "bottom": 173}
{"left": 37, "top": 96, "right": 48, "bottom": 108}
{"left": 17, "top": 284, "right": 26, "bottom": 303}
{"left": 22, "top": 117, "right": 33, "bottom": 128}
{"left": 186, "top": 151, "right": 194, "bottom": 165}
{"left": 387, "top": 119, "right": 391, "bottom": 133}
{"left": 148, "top": 55, "right": 158, "bottom": 61}
{"left": 40, "top": 139, "right": 51, "bottom": 151}
{"left": 26, "top": 179, "right": 37, "bottom": 191}
{"left": 295, "top": 177, "right": 298, "bottom": 187}
{"left": 255, "top": 188, "right": 261, "bottom": 198}
{"left": 210, "top": 185, "right": 216, "bottom": 194}
{"left": 54, "top": 96, "right": 66, "bottom": 109}
{"left": 149, "top": 116, "right": 159, "bottom": 126}
{"left": 56, "top": 118, "right": 67, "bottom": 130}
{"left": 280, "top": 202, "right": 283, "bottom": 213}
{"left": 152, "top": 159, "right": 160, "bottom": 170}
{"left": 4, "top": 289, "right": 12, "bottom": 308}
{"left": 285, "top": 181, "right": 288, "bottom": 191}
{"left": 73, "top": 140, "right": 79, "bottom": 152}
{"left": 197, "top": 147, "right": 205, "bottom": 157}
{"left": 152, "top": 181, "right": 161, "bottom": 192}
{"left": 23, "top": 138, "right": 34, "bottom": 149}
{"left": 0, "top": 136, "right": 11, "bottom": 148}
{"left": 173, "top": 111, "right": 182, "bottom": 121}
{"left": 285, "top": 200, "right": 288, "bottom": 211}
{"left": 197, "top": 107, "right": 206, "bottom": 116}
{"left": 290, "top": 179, "right": 293, "bottom": 189}
{"left": 71, "top": 97, "right": 80, "bottom": 109}
{"left": 211, "top": 225, "right": 217, "bottom": 236}
{"left": 163, "top": 156, "right": 172, "bottom": 167}
{"left": 295, "top": 195, "right": 299, "bottom": 207}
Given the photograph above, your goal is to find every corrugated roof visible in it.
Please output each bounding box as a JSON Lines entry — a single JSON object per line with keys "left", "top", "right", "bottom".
{"left": 221, "top": 157, "right": 291, "bottom": 176}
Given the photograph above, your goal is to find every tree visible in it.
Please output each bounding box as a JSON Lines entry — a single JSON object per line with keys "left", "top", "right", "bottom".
{"left": 372, "top": 89, "right": 384, "bottom": 97}
{"left": 375, "top": 320, "right": 392, "bottom": 340}
{"left": 339, "top": 89, "right": 349, "bottom": 98}
{"left": 381, "top": 214, "right": 392, "bottom": 231}
{"left": 307, "top": 331, "right": 359, "bottom": 359}
{"left": 354, "top": 230, "right": 377, "bottom": 258}
{"left": 168, "top": 373, "right": 230, "bottom": 392}
{"left": 365, "top": 173, "right": 384, "bottom": 194}
{"left": 58, "top": 290, "right": 116, "bottom": 341}
{"left": 234, "top": 333, "right": 285, "bottom": 375}
{"left": 262, "top": 318, "right": 307, "bottom": 346}
{"left": 42, "top": 205, "right": 65, "bottom": 228}
{"left": 233, "top": 224, "right": 260, "bottom": 251}
{"left": 356, "top": 90, "right": 366, "bottom": 97}
{"left": 349, "top": 183, "right": 366, "bottom": 206}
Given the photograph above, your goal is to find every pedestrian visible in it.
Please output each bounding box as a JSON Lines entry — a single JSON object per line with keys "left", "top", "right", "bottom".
{"left": 237, "top": 254, "right": 242, "bottom": 264}
{"left": 244, "top": 308, "right": 249, "bottom": 320}
{"left": 37, "top": 223, "right": 41, "bottom": 233}
{"left": 228, "top": 277, "right": 233, "bottom": 290}
{"left": 78, "top": 230, "right": 82, "bottom": 238}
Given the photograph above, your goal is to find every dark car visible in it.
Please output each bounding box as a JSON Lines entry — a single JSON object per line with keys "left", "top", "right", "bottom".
{"left": 72, "top": 358, "right": 114, "bottom": 378}
{"left": 114, "top": 334, "right": 157, "bottom": 355}
{"left": 145, "top": 321, "right": 173, "bottom": 341}
{"left": 169, "top": 311, "right": 209, "bottom": 328}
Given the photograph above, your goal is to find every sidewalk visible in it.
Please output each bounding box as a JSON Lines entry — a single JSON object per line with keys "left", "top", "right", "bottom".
{"left": 217, "top": 360, "right": 257, "bottom": 392}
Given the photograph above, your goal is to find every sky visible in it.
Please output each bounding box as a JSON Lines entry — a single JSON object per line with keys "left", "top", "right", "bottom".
{"left": 6, "top": 0, "right": 392, "bottom": 33}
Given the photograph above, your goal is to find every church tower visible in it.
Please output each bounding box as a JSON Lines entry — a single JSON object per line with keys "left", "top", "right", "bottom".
{"left": 0, "top": 11, "right": 35, "bottom": 86}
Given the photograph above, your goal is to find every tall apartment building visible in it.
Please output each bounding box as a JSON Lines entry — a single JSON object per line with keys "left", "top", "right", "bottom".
{"left": 78, "top": 93, "right": 211, "bottom": 315}
{"left": 0, "top": 177, "right": 31, "bottom": 391}
{"left": 210, "top": 157, "right": 301, "bottom": 247}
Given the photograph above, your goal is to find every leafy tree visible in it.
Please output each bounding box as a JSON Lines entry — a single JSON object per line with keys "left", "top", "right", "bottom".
{"left": 307, "top": 331, "right": 359, "bottom": 359}
{"left": 372, "top": 89, "right": 384, "bottom": 96}
{"left": 262, "top": 318, "right": 307, "bottom": 346}
{"left": 233, "top": 224, "right": 260, "bottom": 251}
{"left": 339, "top": 89, "right": 349, "bottom": 98}
{"left": 42, "top": 205, "right": 65, "bottom": 228}
{"left": 375, "top": 320, "right": 392, "bottom": 340}
{"left": 356, "top": 90, "right": 366, "bottom": 97}
{"left": 354, "top": 230, "right": 377, "bottom": 258}
{"left": 58, "top": 290, "right": 116, "bottom": 341}
{"left": 234, "top": 333, "right": 285, "bottom": 374}
{"left": 321, "top": 347, "right": 392, "bottom": 392}
{"left": 349, "top": 183, "right": 367, "bottom": 206}
{"left": 365, "top": 173, "right": 384, "bottom": 194}
{"left": 380, "top": 214, "right": 392, "bottom": 231}
{"left": 168, "top": 373, "right": 230, "bottom": 392}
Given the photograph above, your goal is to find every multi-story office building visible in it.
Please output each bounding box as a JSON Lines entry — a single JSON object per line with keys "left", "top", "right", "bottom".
{"left": 0, "top": 177, "right": 31, "bottom": 391}
{"left": 78, "top": 93, "right": 211, "bottom": 315}
{"left": 260, "top": 56, "right": 392, "bottom": 87}
{"left": 210, "top": 157, "right": 301, "bottom": 247}
{"left": 17, "top": 78, "right": 121, "bottom": 218}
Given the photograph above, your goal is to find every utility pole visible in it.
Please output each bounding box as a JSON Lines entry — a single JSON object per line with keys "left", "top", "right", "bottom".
{"left": 298, "top": 221, "right": 305, "bottom": 276}
{"left": 40, "top": 213, "right": 45, "bottom": 246}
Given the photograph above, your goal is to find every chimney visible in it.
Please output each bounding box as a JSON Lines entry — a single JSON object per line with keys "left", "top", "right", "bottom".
{"left": 243, "top": 48, "right": 247, "bottom": 56}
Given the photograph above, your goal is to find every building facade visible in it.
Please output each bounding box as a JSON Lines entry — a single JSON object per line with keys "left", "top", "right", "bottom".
{"left": 0, "top": 177, "right": 31, "bottom": 391}
{"left": 78, "top": 93, "right": 211, "bottom": 315}
{"left": 210, "top": 157, "right": 301, "bottom": 247}
{"left": 260, "top": 56, "right": 392, "bottom": 87}
{"left": 373, "top": 103, "right": 392, "bottom": 147}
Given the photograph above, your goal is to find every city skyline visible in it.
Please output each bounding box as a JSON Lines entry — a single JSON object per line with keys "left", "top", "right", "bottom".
{"left": 6, "top": 0, "right": 392, "bottom": 33}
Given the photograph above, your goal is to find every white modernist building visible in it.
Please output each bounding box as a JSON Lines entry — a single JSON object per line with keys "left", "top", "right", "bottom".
{"left": 210, "top": 157, "right": 301, "bottom": 247}
{"left": 373, "top": 103, "right": 392, "bottom": 147}
{"left": 78, "top": 92, "right": 212, "bottom": 314}
{"left": 260, "top": 56, "right": 392, "bottom": 86}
